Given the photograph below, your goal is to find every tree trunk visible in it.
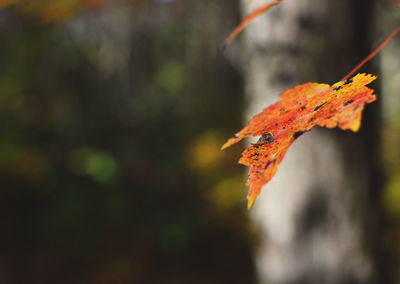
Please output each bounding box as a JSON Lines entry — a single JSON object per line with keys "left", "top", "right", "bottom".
{"left": 240, "top": 0, "right": 379, "bottom": 283}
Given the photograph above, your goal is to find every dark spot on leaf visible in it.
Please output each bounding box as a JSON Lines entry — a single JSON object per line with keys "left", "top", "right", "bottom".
{"left": 289, "top": 119, "right": 293, "bottom": 122}
{"left": 313, "top": 102, "right": 326, "bottom": 112}
{"left": 250, "top": 152, "right": 259, "bottom": 158}
{"left": 343, "top": 100, "right": 354, "bottom": 106}
{"left": 300, "top": 106, "right": 306, "bottom": 111}
{"left": 252, "top": 132, "right": 275, "bottom": 146}
{"left": 293, "top": 130, "right": 305, "bottom": 139}
{"left": 309, "top": 117, "right": 314, "bottom": 122}
{"left": 343, "top": 77, "right": 353, "bottom": 85}
{"left": 333, "top": 85, "right": 342, "bottom": 92}
{"left": 264, "top": 160, "right": 272, "bottom": 169}
{"left": 275, "top": 123, "right": 278, "bottom": 126}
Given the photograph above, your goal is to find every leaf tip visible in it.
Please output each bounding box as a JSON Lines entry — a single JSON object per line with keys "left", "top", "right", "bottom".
{"left": 221, "top": 142, "right": 229, "bottom": 150}
{"left": 349, "top": 116, "right": 362, "bottom": 132}
{"left": 221, "top": 136, "right": 239, "bottom": 150}
{"left": 247, "top": 195, "right": 255, "bottom": 209}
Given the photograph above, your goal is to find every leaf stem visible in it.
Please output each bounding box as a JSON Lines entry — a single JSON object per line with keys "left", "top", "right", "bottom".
{"left": 341, "top": 25, "right": 400, "bottom": 81}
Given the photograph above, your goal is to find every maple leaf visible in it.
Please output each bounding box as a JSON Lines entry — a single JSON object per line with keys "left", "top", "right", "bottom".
{"left": 222, "top": 73, "right": 377, "bottom": 209}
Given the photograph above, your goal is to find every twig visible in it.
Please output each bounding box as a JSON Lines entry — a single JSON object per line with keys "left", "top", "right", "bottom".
{"left": 222, "top": 0, "right": 282, "bottom": 51}
{"left": 341, "top": 25, "right": 400, "bottom": 81}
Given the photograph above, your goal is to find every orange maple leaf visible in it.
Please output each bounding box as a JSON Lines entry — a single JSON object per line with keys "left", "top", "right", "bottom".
{"left": 222, "top": 73, "right": 377, "bottom": 209}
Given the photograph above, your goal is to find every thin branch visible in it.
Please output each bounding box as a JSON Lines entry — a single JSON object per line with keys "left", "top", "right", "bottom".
{"left": 222, "top": 0, "right": 282, "bottom": 50}
{"left": 341, "top": 25, "right": 400, "bottom": 81}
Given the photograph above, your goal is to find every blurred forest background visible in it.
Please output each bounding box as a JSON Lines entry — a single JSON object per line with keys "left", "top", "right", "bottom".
{"left": 0, "top": 0, "right": 399, "bottom": 283}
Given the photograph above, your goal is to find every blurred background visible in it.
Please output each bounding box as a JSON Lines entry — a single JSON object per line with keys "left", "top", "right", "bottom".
{"left": 0, "top": 0, "right": 399, "bottom": 283}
